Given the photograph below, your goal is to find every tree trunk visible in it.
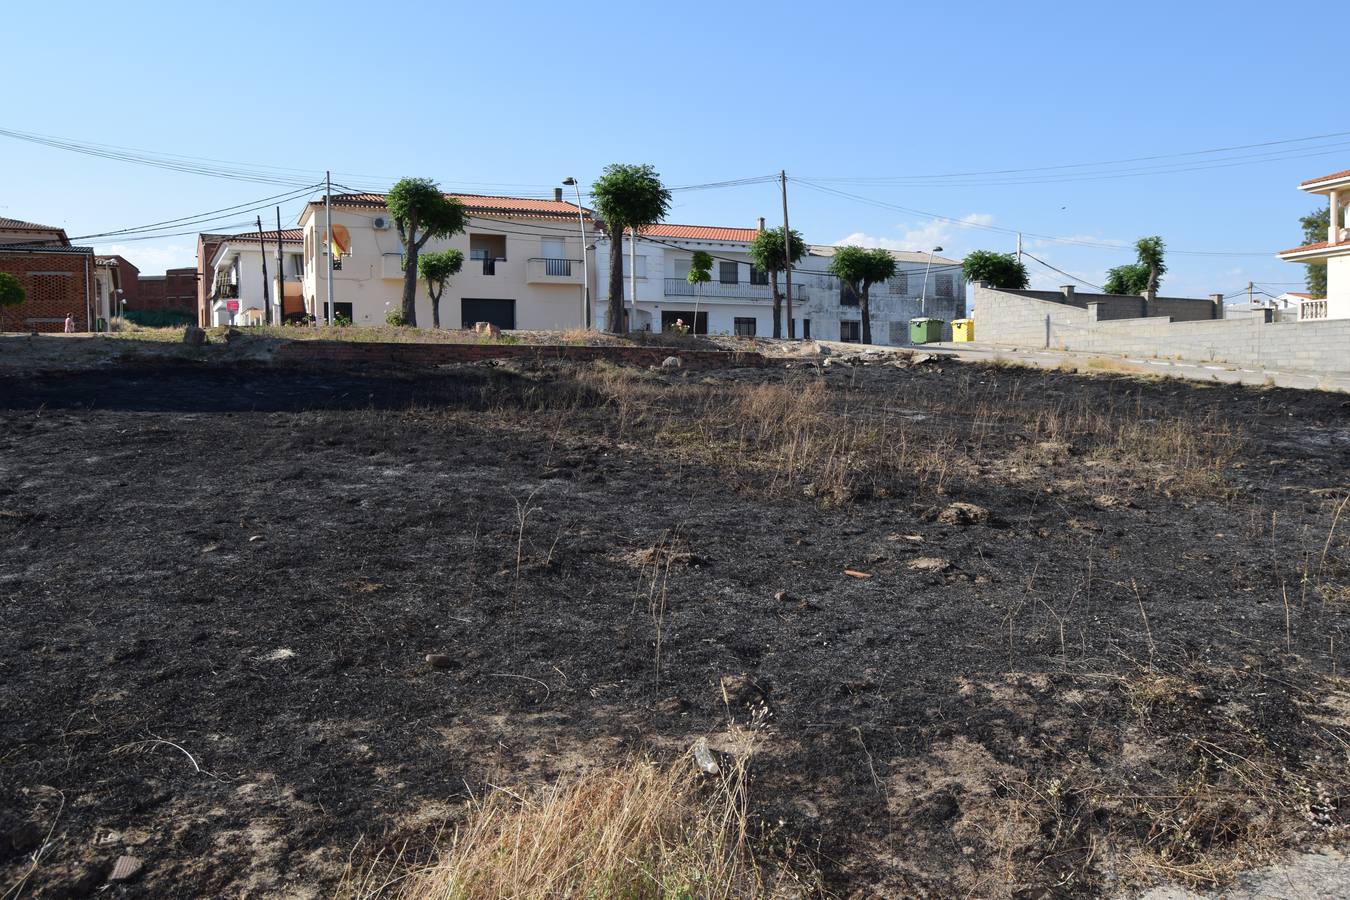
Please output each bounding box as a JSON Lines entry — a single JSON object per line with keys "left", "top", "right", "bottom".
{"left": 770, "top": 270, "right": 782, "bottom": 339}
{"left": 860, "top": 283, "right": 872, "bottom": 345}
{"left": 429, "top": 285, "right": 441, "bottom": 329}
{"left": 606, "top": 228, "right": 625, "bottom": 333}
{"left": 400, "top": 215, "right": 420, "bottom": 327}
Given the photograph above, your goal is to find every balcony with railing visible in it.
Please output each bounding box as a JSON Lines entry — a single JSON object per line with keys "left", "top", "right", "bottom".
{"left": 1300, "top": 299, "right": 1328, "bottom": 320}
{"left": 526, "top": 257, "right": 584, "bottom": 285}
{"left": 664, "top": 278, "right": 779, "bottom": 300}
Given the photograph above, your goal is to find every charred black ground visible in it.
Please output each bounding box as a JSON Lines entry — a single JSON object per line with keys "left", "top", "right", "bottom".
{"left": 2, "top": 358, "right": 1349, "bottom": 899}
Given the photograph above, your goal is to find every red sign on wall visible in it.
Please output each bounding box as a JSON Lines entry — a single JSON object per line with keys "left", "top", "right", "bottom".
{"left": 226, "top": 300, "right": 240, "bottom": 312}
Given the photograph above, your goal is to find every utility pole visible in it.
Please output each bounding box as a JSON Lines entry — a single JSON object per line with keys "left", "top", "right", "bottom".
{"left": 255, "top": 215, "right": 270, "bottom": 329}
{"left": 1248, "top": 281, "right": 1254, "bottom": 307}
{"left": 324, "top": 169, "right": 334, "bottom": 327}
{"left": 1017, "top": 233, "right": 1023, "bottom": 264}
{"left": 629, "top": 226, "right": 637, "bottom": 332}
{"left": 781, "top": 170, "right": 794, "bottom": 340}
{"left": 275, "top": 207, "right": 285, "bottom": 326}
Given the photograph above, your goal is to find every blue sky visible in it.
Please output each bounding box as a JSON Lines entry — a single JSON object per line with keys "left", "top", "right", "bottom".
{"left": 4, "top": 0, "right": 1345, "bottom": 300}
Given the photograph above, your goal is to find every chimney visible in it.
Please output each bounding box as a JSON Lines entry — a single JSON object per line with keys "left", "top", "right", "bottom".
{"left": 553, "top": 187, "right": 564, "bottom": 202}
{"left": 1060, "top": 285, "right": 1075, "bottom": 301}
{"left": 757, "top": 216, "right": 766, "bottom": 232}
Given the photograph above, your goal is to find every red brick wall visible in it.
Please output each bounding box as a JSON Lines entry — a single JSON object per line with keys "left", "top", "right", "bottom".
{"left": 137, "top": 277, "right": 166, "bottom": 308}
{"left": 0, "top": 250, "right": 94, "bottom": 332}
{"left": 275, "top": 341, "right": 770, "bottom": 370}
{"left": 128, "top": 268, "right": 197, "bottom": 313}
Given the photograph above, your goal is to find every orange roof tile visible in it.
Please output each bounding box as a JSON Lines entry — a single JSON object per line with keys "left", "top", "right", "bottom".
{"left": 327, "top": 192, "right": 589, "bottom": 220}
{"left": 637, "top": 223, "right": 761, "bottom": 242}
{"left": 1301, "top": 169, "right": 1350, "bottom": 187}
{"left": 1279, "top": 240, "right": 1334, "bottom": 255}
{"left": 220, "top": 229, "right": 303, "bottom": 243}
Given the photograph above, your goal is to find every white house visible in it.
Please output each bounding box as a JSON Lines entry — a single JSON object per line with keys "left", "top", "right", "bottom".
{"left": 206, "top": 230, "right": 304, "bottom": 325}
{"left": 297, "top": 190, "right": 595, "bottom": 329}
{"left": 1278, "top": 167, "right": 1350, "bottom": 320}
{"left": 594, "top": 222, "right": 964, "bottom": 343}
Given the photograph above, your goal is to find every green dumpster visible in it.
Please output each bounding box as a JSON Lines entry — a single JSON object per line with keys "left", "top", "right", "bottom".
{"left": 909, "top": 317, "right": 944, "bottom": 344}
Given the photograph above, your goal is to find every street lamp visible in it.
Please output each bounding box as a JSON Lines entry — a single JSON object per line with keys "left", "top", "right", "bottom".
{"left": 919, "top": 246, "right": 943, "bottom": 316}
{"left": 562, "top": 177, "right": 591, "bottom": 329}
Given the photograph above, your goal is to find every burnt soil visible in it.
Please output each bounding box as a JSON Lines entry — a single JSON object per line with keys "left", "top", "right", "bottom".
{"left": 2, "top": 358, "right": 1350, "bottom": 899}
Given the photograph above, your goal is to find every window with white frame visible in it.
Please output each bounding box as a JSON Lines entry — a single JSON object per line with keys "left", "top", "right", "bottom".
{"left": 620, "top": 254, "right": 648, "bottom": 279}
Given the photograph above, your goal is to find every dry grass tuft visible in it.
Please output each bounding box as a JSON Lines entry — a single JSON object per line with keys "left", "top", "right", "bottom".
{"left": 336, "top": 756, "right": 810, "bottom": 899}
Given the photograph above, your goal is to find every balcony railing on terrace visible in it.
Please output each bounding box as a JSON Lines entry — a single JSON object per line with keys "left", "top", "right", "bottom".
{"left": 1300, "top": 299, "right": 1328, "bottom": 320}
{"left": 664, "top": 278, "right": 778, "bottom": 299}
{"left": 527, "top": 257, "right": 584, "bottom": 284}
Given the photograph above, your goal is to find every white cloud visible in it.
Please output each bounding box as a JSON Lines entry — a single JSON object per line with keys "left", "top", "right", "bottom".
{"left": 833, "top": 213, "right": 996, "bottom": 254}
{"left": 98, "top": 241, "right": 196, "bottom": 274}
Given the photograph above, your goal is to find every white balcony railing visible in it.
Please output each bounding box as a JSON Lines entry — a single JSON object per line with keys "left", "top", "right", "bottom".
{"left": 1300, "top": 299, "right": 1328, "bottom": 320}
{"left": 664, "top": 278, "right": 778, "bottom": 300}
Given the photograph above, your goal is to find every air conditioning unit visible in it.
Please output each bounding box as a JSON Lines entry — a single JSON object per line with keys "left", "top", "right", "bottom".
{"left": 372, "top": 216, "right": 391, "bottom": 230}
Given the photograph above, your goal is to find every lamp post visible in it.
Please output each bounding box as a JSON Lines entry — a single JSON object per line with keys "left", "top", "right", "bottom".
{"left": 919, "top": 245, "right": 943, "bottom": 317}
{"left": 562, "top": 177, "right": 591, "bottom": 329}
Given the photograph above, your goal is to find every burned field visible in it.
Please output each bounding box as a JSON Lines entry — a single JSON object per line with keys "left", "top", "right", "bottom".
{"left": 2, "top": 356, "right": 1350, "bottom": 898}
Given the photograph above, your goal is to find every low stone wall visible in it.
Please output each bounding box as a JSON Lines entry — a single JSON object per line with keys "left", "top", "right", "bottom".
{"left": 973, "top": 286, "right": 1350, "bottom": 375}
{"left": 275, "top": 340, "right": 771, "bottom": 371}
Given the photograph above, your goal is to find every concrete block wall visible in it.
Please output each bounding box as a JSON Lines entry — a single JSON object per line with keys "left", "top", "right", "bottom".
{"left": 973, "top": 286, "right": 1350, "bottom": 375}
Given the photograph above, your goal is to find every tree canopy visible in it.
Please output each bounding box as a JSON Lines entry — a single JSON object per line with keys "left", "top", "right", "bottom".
{"left": 687, "top": 250, "right": 713, "bottom": 287}
{"left": 829, "top": 246, "right": 896, "bottom": 345}
{"left": 590, "top": 164, "right": 671, "bottom": 333}
{"left": 0, "top": 272, "right": 23, "bottom": 332}
{"left": 418, "top": 248, "right": 465, "bottom": 329}
{"left": 747, "top": 227, "right": 806, "bottom": 338}
{"left": 961, "top": 250, "right": 1029, "bottom": 289}
{"left": 386, "top": 178, "right": 468, "bottom": 327}
{"left": 1300, "top": 207, "right": 1330, "bottom": 297}
{"left": 1104, "top": 235, "right": 1166, "bottom": 296}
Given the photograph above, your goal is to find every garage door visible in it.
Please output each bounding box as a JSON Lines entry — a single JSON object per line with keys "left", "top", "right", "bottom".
{"left": 461, "top": 298, "right": 516, "bottom": 330}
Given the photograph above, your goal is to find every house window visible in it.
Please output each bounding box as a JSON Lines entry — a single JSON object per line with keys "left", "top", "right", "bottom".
{"left": 620, "top": 254, "right": 648, "bottom": 279}
{"left": 719, "top": 261, "right": 739, "bottom": 284}
{"left": 749, "top": 265, "right": 769, "bottom": 286}
{"left": 935, "top": 274, "right": 955, "bottom": 298}
{"left": 734, "top": 317, "right": 757, "bottom": 337}
{"left": 840, "top": 320, "right": 861, "bottom": 343}
{"left": 887, "top": 272, "right": 909, "bottom": 295}
{"left": 671, "top": 257, "right": 691, "bottom": 280}
{"left": 802, "top": 318, "right": 811, "bottom": 339}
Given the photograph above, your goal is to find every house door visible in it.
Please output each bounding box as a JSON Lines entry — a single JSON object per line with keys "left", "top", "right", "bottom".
{"left": 461, "top": 298, "right": 516, "bottom": 330}
{"left": 540, "top": 237, "right": 565, "bottom": 261}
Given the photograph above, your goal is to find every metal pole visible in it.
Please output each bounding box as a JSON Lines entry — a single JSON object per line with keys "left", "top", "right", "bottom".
{"left": 629, "top": 226, "right": 637, "bottom": 332}
{"left": 256, "top": 215, "right": 270, "bottom": 329}
{"left": 324, "top": 169, "right": 333, "bottom": 327}
{"left": 781, "top": 170, "right": 793, "bottom": 340}
{"left": 568, "top": 179, "right": 590, "bottom": 329}
{"left": 276, "top": 207, "right": 285, "bottom": 326}
{"left": 920, "top": 250, "right": 936, "bottom": 317}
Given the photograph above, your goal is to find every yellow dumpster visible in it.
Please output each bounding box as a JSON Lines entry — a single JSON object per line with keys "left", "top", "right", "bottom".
{"left": 952, "top": 318, "right": 975, "bottom": 342}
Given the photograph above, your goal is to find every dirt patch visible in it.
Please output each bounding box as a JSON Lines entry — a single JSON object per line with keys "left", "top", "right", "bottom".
{"left": 2, "top": 358, "right": 1349, "bottom": 897}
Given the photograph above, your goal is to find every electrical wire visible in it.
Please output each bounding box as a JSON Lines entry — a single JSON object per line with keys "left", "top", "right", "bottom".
{"left": 1020, "top": 251, "right": 1105, "bottom": 291}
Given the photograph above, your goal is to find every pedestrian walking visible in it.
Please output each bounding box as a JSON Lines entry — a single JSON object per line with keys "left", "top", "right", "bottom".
{"left": 63, "top": 313, "right": 75, "bottom": 334}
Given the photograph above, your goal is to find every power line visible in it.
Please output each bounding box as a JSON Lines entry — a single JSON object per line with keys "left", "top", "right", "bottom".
{"left": 1021, "top": 251, "right": 1105, "bottom": 291}
{"left": 799, "top": 129, "right": 1350, "bottom": 184}
{"left": 791, "top": 177, "right": 1272, "bottom": 257}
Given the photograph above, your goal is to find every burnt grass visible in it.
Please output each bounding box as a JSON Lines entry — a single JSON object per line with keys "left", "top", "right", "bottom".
{"left": 2, "top": 357, "right": 1350, "bottom": 899}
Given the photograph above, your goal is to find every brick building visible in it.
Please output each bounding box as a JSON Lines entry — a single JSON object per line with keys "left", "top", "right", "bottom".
{"left": 131, "top": 266, "right": 198, "bottom": 315}
{"left": 0, "top": 217, "right": 96, "bottom": 332}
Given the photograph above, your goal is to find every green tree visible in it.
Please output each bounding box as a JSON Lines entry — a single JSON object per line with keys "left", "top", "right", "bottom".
{"left": 747, "top": 226, "right": 806, "bottom": 338}
{"left": 1300, "top": 207, "right": 1330, "bottom": 297}
{"left": 590, "top": 164, "right": 672, "bottom": 334}
{"left": 0, "top": 273, "right": 23, "bottom": 332}
{"left": 386, "top": 178, "right": 468, "bottom": 328}
{"left": 418, "top": 249, "right": 465, "bottom": 329}
{"left": 1104, "top": 236, "right": 1166, "bottom": 296}
{"left": 829, "top": 246, "right": 896, "bottom": 345}
{"left": 1103, "top": 263, "right": 1150, "bottom": 295}
{"left": 961, "top": 250, "right": 1029, "bottom": 289}
{"left": 687, "top": 250, "right": 713, "bottom": 336}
